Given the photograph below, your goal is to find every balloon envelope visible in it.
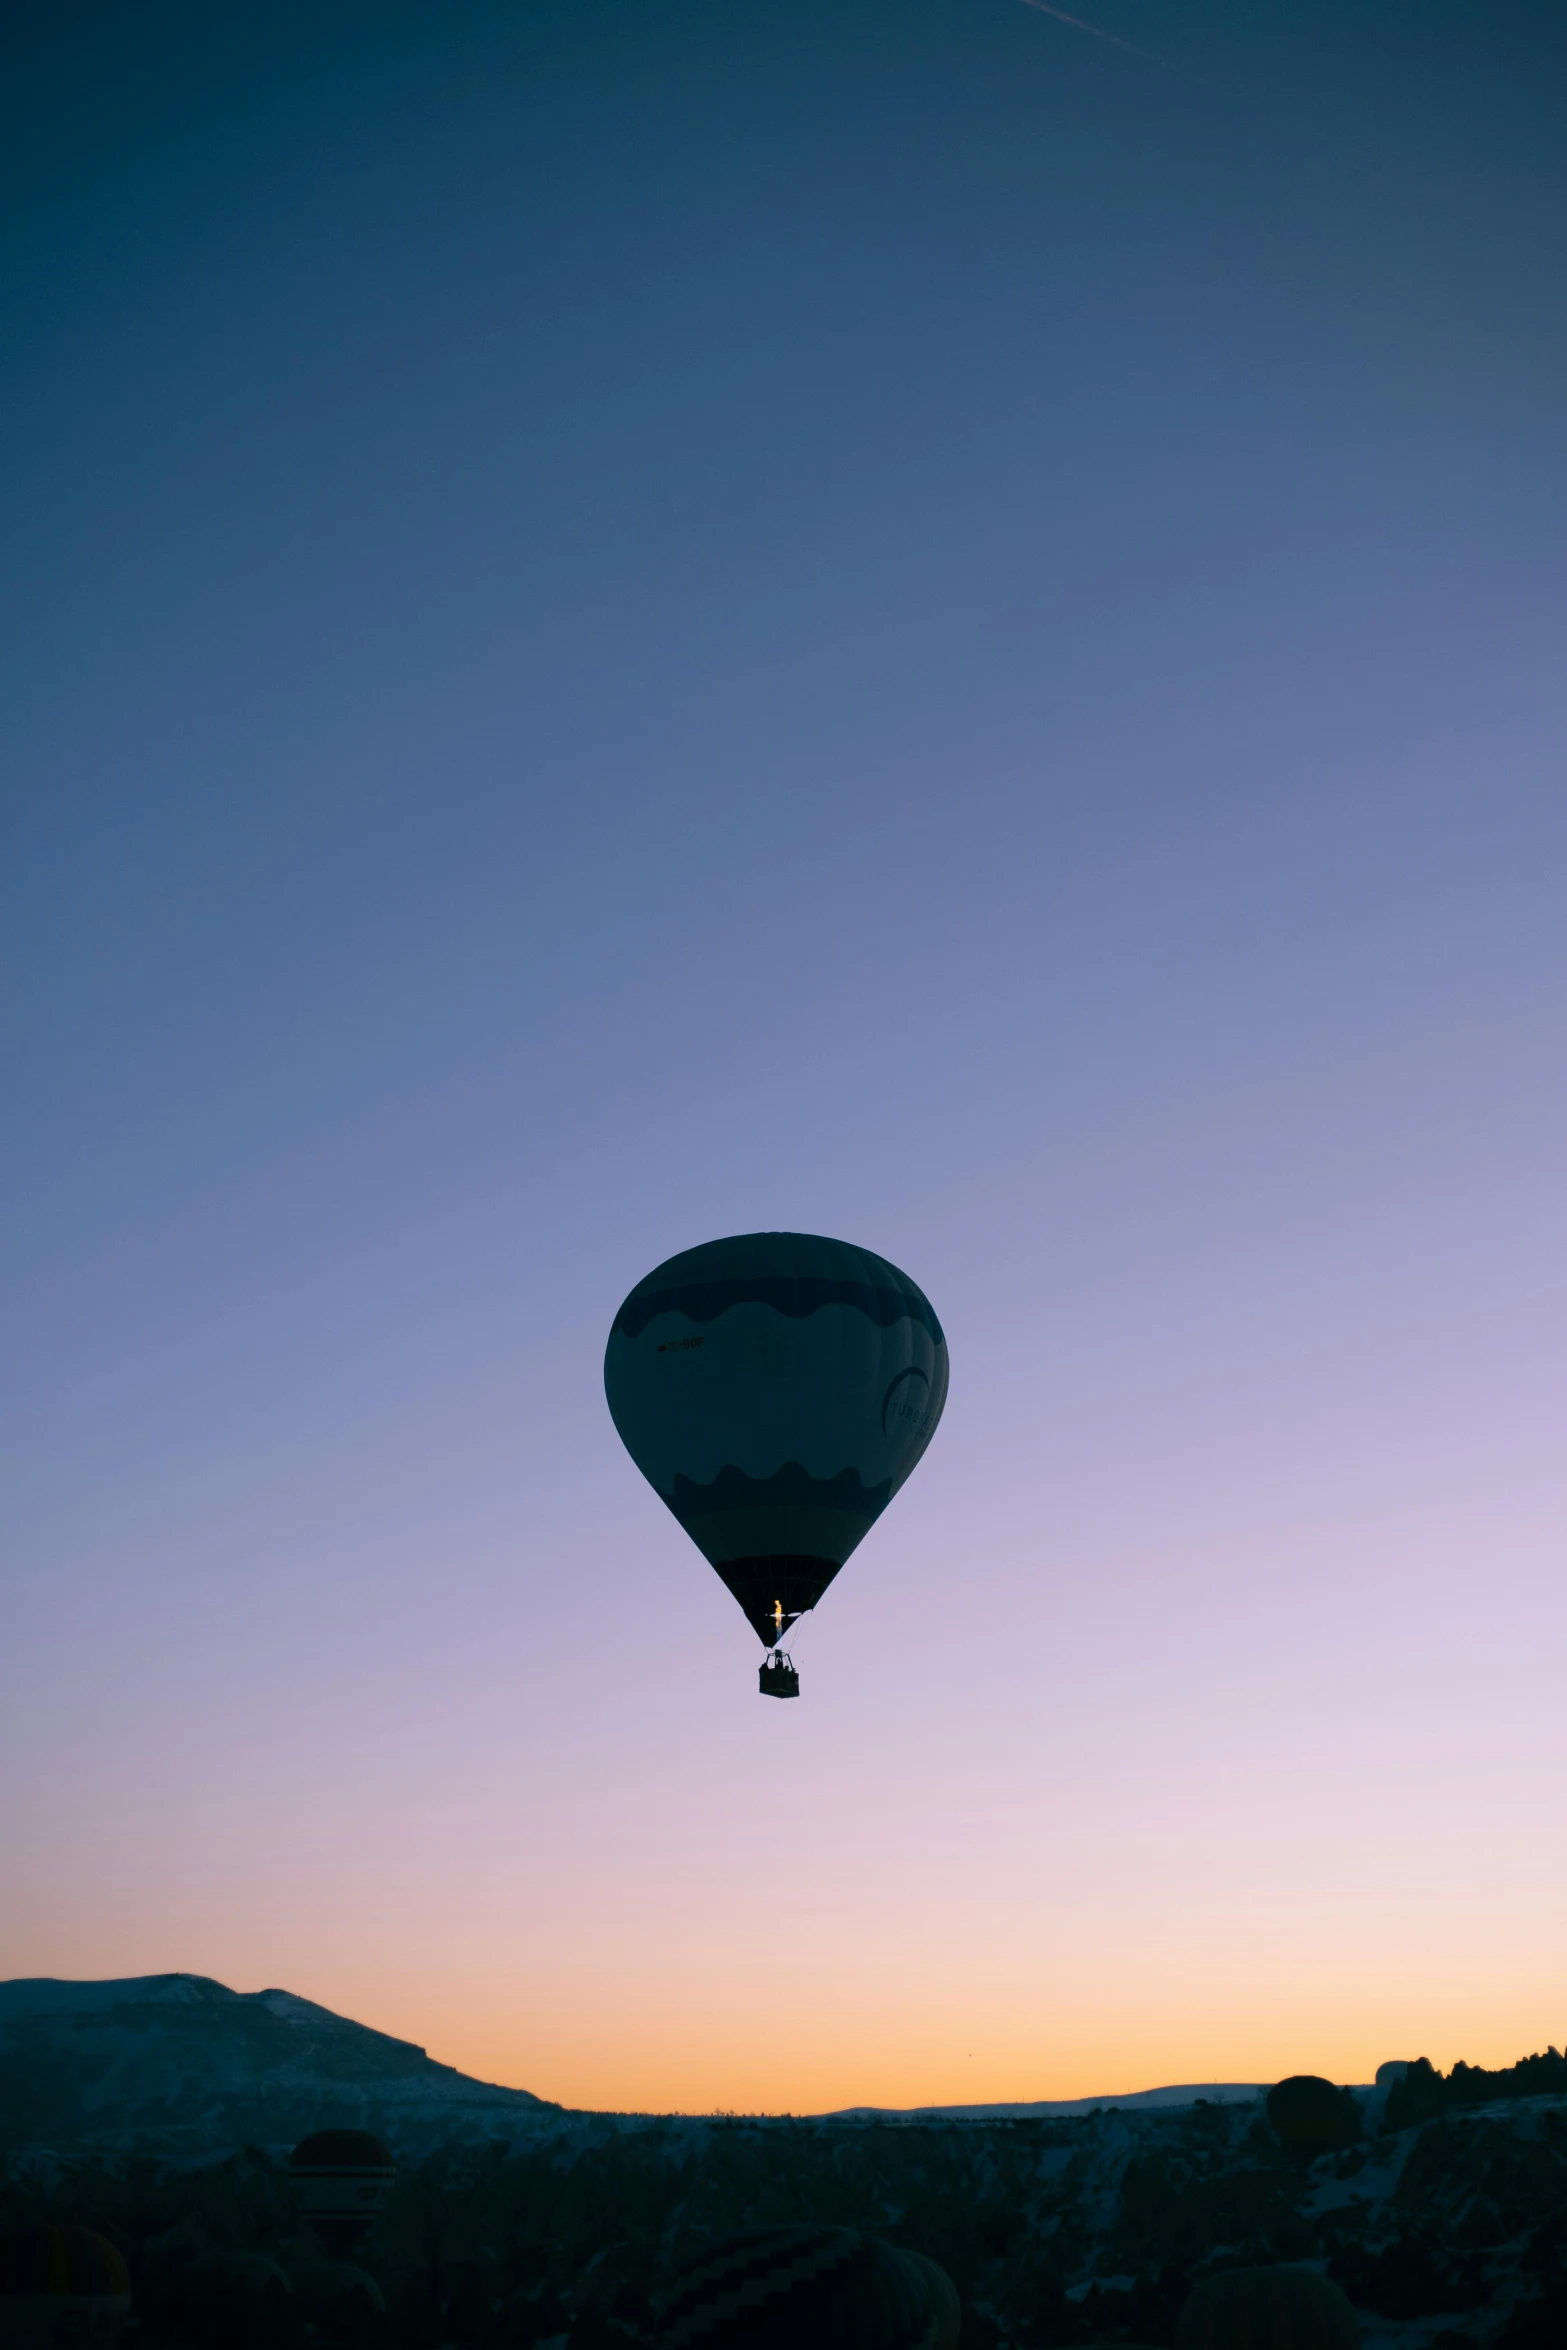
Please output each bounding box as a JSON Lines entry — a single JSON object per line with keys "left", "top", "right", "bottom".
{"left": 289, "top": 2129, "right": 396, "bottom": 2257}
{"left": 894, "top": 2251, "right": 962, "bottom": 2350}
{"left": 1176, "top": 2266, "right": 1360, "bottom": 2350}
{"left": 1266, "top": 2076, "right": 1360, "bottom": 2154}
{"left": 659, "top": 2225, "right": 945, "bottom": 2350}
{"left": 0, "top": 2225, "right": 130, "bottom": 2348}
{"left": 606, "top": 1232, "right": 948, "bottom": 1645}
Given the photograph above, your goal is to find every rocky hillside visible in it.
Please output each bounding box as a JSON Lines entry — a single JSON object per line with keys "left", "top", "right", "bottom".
{"left": 4, "top": 1982, "right": 1563, "bottom": 2347}
{"left": 4, "top": 2051, "right": 1565, "bottom": 2346}
{"left": 0, "top": 1974, "right": 558, "bottom": 2157}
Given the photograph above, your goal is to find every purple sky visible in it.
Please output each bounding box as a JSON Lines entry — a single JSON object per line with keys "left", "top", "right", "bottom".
{"left": 3, "top": 0, "right": 1564, "bottom": 2111}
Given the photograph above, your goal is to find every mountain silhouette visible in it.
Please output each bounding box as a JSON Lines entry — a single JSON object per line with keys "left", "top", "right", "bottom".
{"left": 0, "top": 1973, "right": 558, "bottom": 2156}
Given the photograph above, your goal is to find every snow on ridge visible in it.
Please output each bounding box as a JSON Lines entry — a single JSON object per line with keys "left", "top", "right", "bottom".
{"left": 0, "top": 1973, "right": 237, "bottom": 2017}
{"left": 0, "top": 1971, "right": 559, "bottom": 2155}
{"left": 822, "top": 2082, "right": 1267, "bottom": 2121}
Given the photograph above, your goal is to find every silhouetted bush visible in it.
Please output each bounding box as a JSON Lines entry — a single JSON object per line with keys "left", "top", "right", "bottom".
{"left": 1265, "top": 2077, "right": 1361, "bottom": 2157}
{"left": 1385, "top": 2050, "right": 1567, "bottom": 2134}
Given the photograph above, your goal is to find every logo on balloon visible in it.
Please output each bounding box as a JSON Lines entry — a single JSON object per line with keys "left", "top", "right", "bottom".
{"left": 880, "top": 1364, "right": 932, "bottom": 1439}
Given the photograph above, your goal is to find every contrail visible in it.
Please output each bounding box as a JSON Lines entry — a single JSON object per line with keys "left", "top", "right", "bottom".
{"left": 1017, "top": 0, "right": 1179, "bottom": 75}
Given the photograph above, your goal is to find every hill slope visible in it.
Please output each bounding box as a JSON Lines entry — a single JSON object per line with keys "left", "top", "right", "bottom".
{"left": 6, "top": 2068, "right": 1566, "bottom": 2349}
{"left": 0, "top": 1973, "right": 557, "bottom": 2155}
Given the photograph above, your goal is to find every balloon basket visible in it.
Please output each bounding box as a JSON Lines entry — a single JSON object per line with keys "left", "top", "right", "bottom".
{"left": 759, "top": 1653, "right": 799, "bottom": 1699}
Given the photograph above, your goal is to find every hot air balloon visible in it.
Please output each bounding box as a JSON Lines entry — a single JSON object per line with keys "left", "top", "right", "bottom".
{"left": 1266, "top": 2076, "right": 1361, "bottom": 2156}
{"left": 1175, "top": 2266, "right": 1360, "bottom": 2350}
{"left": 894, "top": 2251, "right": 963, "bottom": 2350}
{"left": 659, "top": 2225, "right": 955, "bottom": 2349}
{"left": 605, "top": 1232, "right": 948, "bottom": 1696}
{"left": 289, "top": 2129, "right": 396, "bottom": 2257}
{"left": 0, "top": 2225, "right": 131, "bottom": 2348}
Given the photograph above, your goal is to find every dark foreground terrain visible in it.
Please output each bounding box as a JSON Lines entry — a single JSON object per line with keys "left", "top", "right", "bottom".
{"left": 3, "top": 2046, "right": 1566, "bottom": 2350}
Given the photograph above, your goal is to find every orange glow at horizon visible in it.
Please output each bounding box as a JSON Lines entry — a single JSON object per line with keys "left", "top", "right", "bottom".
{"left": 5, "top": 1500, "right": 1563, "bottom": 2119}
{"left": 394, "top": 1957, "right": 1567, "bottom": 2117}
{"left": 11, "top": 1822, "right": 1562, "bottom": 2118}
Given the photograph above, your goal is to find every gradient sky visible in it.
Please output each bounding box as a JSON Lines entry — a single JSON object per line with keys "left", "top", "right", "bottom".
{"left": 3, "top": 0, "right": 1565, "bottom": 2115}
